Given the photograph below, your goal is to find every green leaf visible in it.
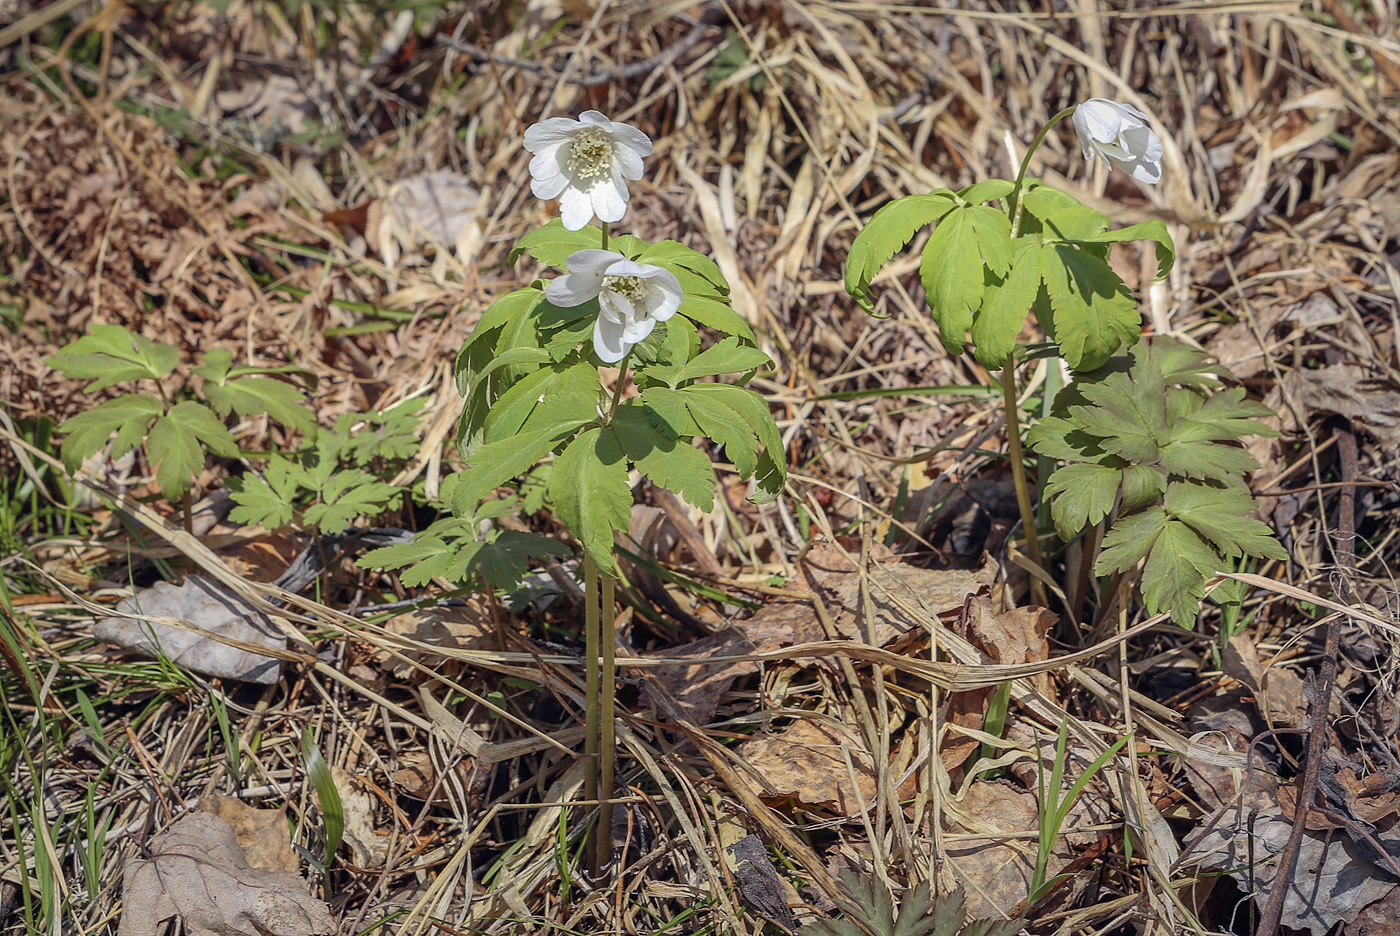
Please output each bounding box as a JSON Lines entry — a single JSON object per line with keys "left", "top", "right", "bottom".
{"left": 550, "top": 427, "right": 632, "bottom": 575}
{"left": 1044, "top": 462, "right": 1121, "bottom": 541}
{"left": 1164, "top": 482, "right": 1288, "bottom": 561}
{"left": 147, "top": 402, "right": 240, "bottom": 500}
{"left": 639, "top": 388, "right": 704, "bottom": 439}
{"left": 966, "top": 204, "right": 1014, "bottom": 277}
{"left": 1140, "top": 520, "right": 1221, "bottom": 628}
{"left": 57, "top": 394, "right": 164, "bottom": 474}
{"left": 1121, "top": 463, "right": 1167, "bottom": 512}
{"left": 958, "top": 179, "right": 1014, "bottom": 205}
{"left": 46, "top": 324, "right": 179, "bottom": 392}
{"left": 1038, "top": 243, "right": 1141, "bottom": 371}
{"left": 1070, "top": 218, "right": 1175, "bottom": 281}
{"left": 612, "top": 402, "right": 716, "bottom": 511}
{"left": 360, "top": 535, "right": 457, "bottom": 587}
{"left": 452, "top": 419, "right": 589, "bottom": 516}
{"left": 1175, "top": 388, "right": 1279, "bottom": 439}
{"left": 303, "top": 470, "right": 398, "bottom": 531}
{"left": 643, "top": 337, "right": 771, "bottom": 388}
{"left": 971, "top": 238, "right": 1041, "bottom": 367}
{"left": 455, "top": 288, "right": 547, "bottom": 394}
{"left": 1040, "top": 205, "right": 1111, "bottom": 242}
{"left": 1157, "top": 440, "right": 1260, "bottom": 483}
{"left": 1020, "top": 186, "right": 1093, "bottom": 234}
{"left": 682, "top": 383, "right": 787, "bottom": 502}
{"left": 457, "top": 530, "right": 573, "bottom": 590}
{"left": 636, "top": 240, "right": 729, "bottom": 295}
{"left": 919, "top": 208, "right": 985, "bottom": 355}
{"left": 673, "top": 386, "right": 761, "bottom": 479}
{"left": 509, "top": 220, "right": 603, "bottom": 267}
{"left": 202, "top": 376, "right": 317, "bottom": 437}
{"left": 1026, "top": 415, "right": 1104, "bottom": 463}
{"left": 482, "top": 363, "right": 600, "bottom": 446}
{"left": 678, "top": 295, "right": 754, "bottom": 340}
{"left": 226, "top": 457, "right": 301, "bottom": 529}
{"left": 1095, "top": 506, "right": 1168, "bottom": 576}
{"left": 845, "top": 192, "right": 957, "bottom": 311}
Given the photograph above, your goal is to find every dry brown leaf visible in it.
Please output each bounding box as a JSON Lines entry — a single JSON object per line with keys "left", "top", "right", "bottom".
{"left": 1221, "top": 633, "right": 1309, "bottom": 728}
{"left": 328, "top": 765, "right": 393, "bottom": 870}
{"left": 198, "top": 793, "right": 297, "bottom": 874}
{"left": 942, "top": 781, "right": 1070, "bottom": 920}
{"left": 733, "top": 718, "right": 877, "bottom": 811}
{"left": 1186, "top": 773, "right": 1400, "bottom": 934}
{"left": 392, "top": 750, "right": 491, "bottom": 807}
{"left": 117, "top": 812, "right": 334, "bottom": 936}
{"left": 95, "top": 576, "right": 285, "bottom": 684}
{"left": 1283, "top": 364, "right": 1400, "bottom": 453}
{"left": 374, "top": 603, "right": 496, "bottom": 677}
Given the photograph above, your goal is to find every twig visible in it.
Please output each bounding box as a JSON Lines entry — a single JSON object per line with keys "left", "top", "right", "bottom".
{"left": 435, "top": 9, "right": 724, "bottom": 87}
{"left": 1256, "top": 425, "right": 1355, "bottom": 936}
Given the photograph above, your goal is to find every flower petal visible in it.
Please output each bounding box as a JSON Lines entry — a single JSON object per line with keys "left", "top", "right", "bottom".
{"left": 637, "top": 268, "right": 683, "bottom": 320}
{"left": 590, "top": 177, "right": 629, "bottom": 224}
{"left": 606, "top": 122, "right": 653, "bottom": 157}
{"left": 599, "top": 288, "right": 638, "bottom": 324}
{"left": 614, "top": 143, "right": 645, "bottom": 181}
{"left": 593, "top": 314, "right": 631, "bottom": 362}
{"left": 530, "top": 171, "right": 570, "bottom": 200}
{"left": 558, "top": 186, "right": 594, "bottom": 230}
{"left": 579, "top": 110, "right": 612, "bottom": 128}
{"left": 565, "top": 249, "right": 628, "bottom": 274}
{"left": 523, "top": 117, "right": 581, "bottom": 152}
{"left": 546, "top": 270, "right": 606, "bottom": 307}
{"left": 621, "top": 316, "right": 657, "bottom": 344}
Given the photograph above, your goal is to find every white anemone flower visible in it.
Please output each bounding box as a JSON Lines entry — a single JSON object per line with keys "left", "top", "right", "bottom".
{"left": 545, "top": 249, "right": 683, "bottom": 363}
{"left": 1071, "top": 99, "right": 1164, "bottom": 184}
{"left": 523, "top": 111, "right": 653, "bottom": 231}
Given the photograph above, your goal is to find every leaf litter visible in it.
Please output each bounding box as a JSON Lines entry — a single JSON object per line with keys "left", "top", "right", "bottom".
{"left": 5, "top": 2, "right": 1400, "bottom": 935}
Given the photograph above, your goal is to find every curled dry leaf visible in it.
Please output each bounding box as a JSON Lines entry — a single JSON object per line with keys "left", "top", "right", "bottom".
{"left": 733, "top": 718, "right": 877, "bottom": 811}
{"left": 95, "top": 576, "right": 285, "bottom": 684}
{"left": 198, "top": 793, "right": 297, "bottom": 874}
{"left": 328, "top": 765, "right": 393, "bottom": 871}
{"left": 118, "top": 812, "right": 334, "bottom": 936}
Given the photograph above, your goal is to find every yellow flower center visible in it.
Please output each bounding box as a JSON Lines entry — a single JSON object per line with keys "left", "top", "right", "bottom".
{"left": 566, "top": 128, "right": 614, "bottom": 181}
{"left": 604, "top": 274, "right": 646, "bottom": 303}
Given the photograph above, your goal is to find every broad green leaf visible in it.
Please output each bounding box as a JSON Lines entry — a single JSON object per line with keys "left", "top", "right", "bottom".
{"left": 509, "top": 220, "right": 602, "bottom": 268}
{"left": 550, "top": 427, "right": 632, "bottom": 575}
{"left": 1038, "top": 243, "right": 1141, "bottom": 371}
{"left": 663, "top": 264, "right": 728, "bottom": 301}
{"left": 483, "top": 363, "right": 599, "bottom": 446}
{"left": 958, "top": 179, "right": 1015, "bottom": 205}
{"left": 1157, "top": 440, "right": 1260, "bottom": 483}
{"left": 971, "top": 239, "right": 1041, "bottom": 367}
{"left": 1025, "top": 415, "right": 1104, "bottom": 463}
{"left": 1140, "top": 520, "right": 1221, "bottom": 628}
{"left": 639, "top": 388, "right": 704, "bottom": 439}
{"left": 227, "top": 457, "right": 301, "bottom": 528}
{"left": 452, "top": 419, "right": 589, "bottom": 516}
{"left": 1044, "top": 462, "right": 1121, "bottom": 541}
{"left": 1095, "top": 506, "right": 1168, "bottom": 576}
{"left": 455, "top": 288, "right": 546, "bottom": 393}
{"left": 678, "top": 295, "right": 754, "bottom": 339}
{"left": 919, "top": 208, "right": 984, "bottom": 354}
{"left": 46, "top": 324, "right": 179, "bottom": 392}
{"left": 57, "top": 394, "right": 163, "bottom": 473}
{"left": 1121, "top": 464, "right": 1167, "bottom": 512}
{"left": 1173, "top": 388, "right": 1279, "bottom": 439}
{"left": 643, "top": 337, "right": 771, "bottom": 388}
{"left": 967, "top": 204, "right": 1014, "bottom": 277}
{"left": 364, "top": 536, "right": 457, "bottom": 587}
{"left": 190, "top": 347, "right": 235, "bottom": 383}
{"left": 611, "top": 403, "right": 716, "bottom": 511}
{"left": 303, "top": 470, "right": 398, "bottom": 531}
{"left": 457, "top": 530, "right": 573, "bottom": 590}
{"left": 1069, "top": 218, "right": 1175, "bottom": 280}
{"left": 203, "top": 376, "right": 317, "bottom": 437}
{"left": 682, "top": 383, "right": 786, "bottom": 501}
{"left": 1020, "top": 186, "right": 1092, "bottom": 233}
{"left": 1040, "top": 205, "right": 1111, "bottom": 242}
{"left": 674, "top": 387, "right": 761, "bottom": 478}
{"left": 543, "top": 313, "right": 595, "bottom": 361}
{"left": 147, "top": 402, "right": 239, "bottom": 500}
{"left": 1164, "top": 482, "right": 1288, "bottom": 561}
{"left": 636, "top": 240, "right": 729, "bottom": 294}
{"left": 846, "top": 191, "right": 957, "bottom": 311}
{"left": 468, "top": 347, "right": 551, "bottom": 400}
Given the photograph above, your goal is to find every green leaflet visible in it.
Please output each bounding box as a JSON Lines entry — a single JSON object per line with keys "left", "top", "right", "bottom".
{"left": 57, "top": 394, "right": 164, "bottom": 474}
{"left": 46, "top": 324, "right": 179, "bottom": 392}
{"left": 452, "top": 419, "right": 590, "bottom": 517}
{"left": 549, "top": 427, "right": 632, "bottom": 576}
{"left": 919, "top": 208, "right": 983, "bottom": 354}
{"left": 612, "top": 402, "right": 716, "bottom": 511}
{"left": 147, "top": 402, "right": 240, "bottom": 500}
{"left": 845, "top": 191, "right": 957, "bottom": 311}
{"left": 1037, "top": 243, "right": 1140, "bottom": 372}
{"left": 641, "top": 337, "right": 771, "bottom": 388}
{"left": 971, "top": 238, "right": 1041, "bottom": 368}
{"left": 1037, "top": 336, "right": 1286, "bottom": 629}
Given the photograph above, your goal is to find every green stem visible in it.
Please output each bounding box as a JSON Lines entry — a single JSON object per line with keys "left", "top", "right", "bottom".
{"left": 596, "top": 574, "right": 617, "bottom": 872}
{"left": 582, "top": 554, "right": 600, "bottom": 866}
{"left": 605, "top": 353, "right": 632, "bottom": 422}
{"left": 1003, "top": 358, "right": 1047, "bottom": 607}
{"left": 1008, "top": 106, "right": 1076, "bottom": 239}
{"left": 600, "top": 220, "right": 609, "bottom": 251}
